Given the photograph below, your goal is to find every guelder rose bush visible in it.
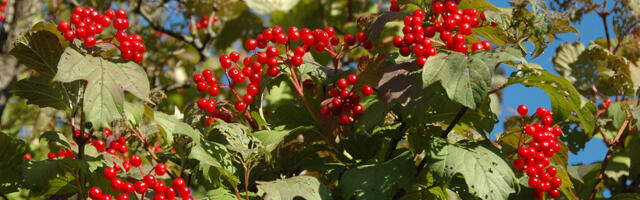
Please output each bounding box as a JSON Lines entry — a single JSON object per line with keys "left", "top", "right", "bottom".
{"left": 1, "top": 0, "right": 639, "bottom": 200}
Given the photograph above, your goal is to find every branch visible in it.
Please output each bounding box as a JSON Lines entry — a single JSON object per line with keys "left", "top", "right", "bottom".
{"left": 441, "top": 107, "right": 468, "bottom": 138}
{"left": 597, "top": 0, "right": 613, "bottom": 52}
{"left": 589, "top": 119, "right": 629, "bottom": 200}
{"left": 133, "top": 0, "right": 209, "bottom": 58}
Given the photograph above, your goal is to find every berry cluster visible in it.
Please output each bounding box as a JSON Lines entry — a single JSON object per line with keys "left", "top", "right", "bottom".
{"left": 392, "top": 0, "right": 493, "bottom": 67}
{"left": 194, "top": 25, "right": 373, "bottom": 123}
{"left": 57, "top": 7, "right": 146, "bottom": 62}
{"left": 86, "top": 128, "right": 193, "bottom": 200}
{"left": 320, "top": 74, "right": 373, "bottom": 125}
{"left": 0, "top": 1, "right": 7, "bottom": 23}
{"left": 190, "top": 15, "right": 219, "bottom": 32}
{"left": 47, "top": 148, "right": 76, "bottom": 159}
{"left": 512, "top": 105, "right": 563, "bottom": 199}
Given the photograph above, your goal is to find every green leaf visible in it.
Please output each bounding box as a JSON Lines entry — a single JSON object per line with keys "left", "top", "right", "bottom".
{"left": 364, "top": 12, "right": 407, "bottom": 43}
{"left": 0, "top": 132, "right": 27, "bottom": 193}
{"left": 554, "top": 165, "right": 578, "bottom": 200}
{"left": 190, "top": 139, "right": 239, "bottom": 185}
{"left": 10, "top": 22, "right": 71, "bottom": 110}
{"left": 256, "top": 176, "right": 332, "bottom": 200}
{"left": 40, "top": 131, "right": 73, "bottom": 150}
{"left": 206, "top": 188, "right": 238, "bottom": 200}
{"left": 422, "top": 46, "right": 521, "bottom": 109}
{"left": 340, "top": 151, "right": 416, "bottom": 200}
{"left": 143, "top": 105, "right": 201, "bottom": 145}
{"left": 53, "top": 48, "right": 150, "bottom": 128}
{"left": 427, "top": 138, "right": 517, "bottom": 200}
{"left": 604, "top": 155, "right": 630, "bottom": 181}
{"left": 607, "top": 102, "right": 627, "bottom": 130}
{"left": 253, "top": 126, "right": 316, "bottom": 153}
{"left": 23, "top": 158, "right": 89, "bottom": 196}
{"left": 124, "top": 101, "right": 144, "bottom": 125}
{"left": 457, "top": 0, "right": 500, "bottom": 12}
{"left": 505, "top": 67, "right": 596, "bottom": 135}
{"left": 245, "top": 0, "right": 300, "bottom": 14}
{"left": 609, "top": 193, "right": 640, "bottom": 200}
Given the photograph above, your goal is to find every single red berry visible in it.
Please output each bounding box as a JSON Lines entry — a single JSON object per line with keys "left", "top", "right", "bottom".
{"left": 178, "top": 187, "right": 191, "bottom": 197}
{"left": 549, "top": 189, "right": 560, "bottom": 198}
{"left": 550, "top": 176, "right": 562, "bottom": 188}
{"left": 528, "top": 177, "right": 541, "bottom": 189}
{"left": 517, "top": 105, "right": 528, "bottom": 116}
{"left": 116, "top": 193, "right": 129, "bottom": 200}
{"left": 242, "top": 94, "right": 254, "bottom": 104}
{"left": 356, "top": 32, "right": 367, "bottom": 43}
{"left": 291, "top": 55, "right": 303, "bottom": 66}
{"left": 103, "top": 167, "right": 117, "bottom": 180}
{"left": 196, "top": 81, "right": 208, "bottom": 92}
{"left": 344, "top": 34, "right": 356, "bottom": 46}
{"left": 433, "top": 1, "right": 444, "bottom": 14}
{"left": 143, "top": 174, "right": 156, "bottom": 185}
{"left": 513, "top": 158, "right": 525, "bottom": 170}
{"left": 267, "top": 66, "right": 279, "bottom": 77}
{"left": 23, "top": 153, "right": 32, "bottom": 161}
{"left": 245, "top": 39, "right": 257, "bottom": 50}
{"left": 416, "top": 56, "right": 428, "bottom": 67}
{"left": 347, "top": 74, "right": 358, "bottom": 85}
{"left": 444, "top": 1, "right": 457, "bottom": 13}
{"left": 122, "top": 182, "right": 135, "bottom": 194}
{"left": 234, "top": 101, "right": 247, "bottom": 111}
{"left": 542, "top": 115, "right": 553, "bottom": 126}
{"left": 152, "top": 194, "right": 166, "bottom": 200}
{"left": 134, "top": 181, "right": 148, "bottom": 194}
{"left": 129, "top": 154, "right": 142, "bottom": 167}
{"left": 89, "top": 187, "right": 103, "bottom": 199}
{"left": 172, "top": 177, "right": 186, "bottom": 189}
{"left": 111, "top": 178, "right": 124, "bottom": 191}
{"left": 336, "top": 78, "right": 348, "bottom": 89}
{"left": 63, "top": 30, "right": 75, "bottom": 41}
{"left": 482, "top": 41, "right": 491, "bottom": 49}
{"left": 353, "top": 104, "right": 364, "bottom": 115}
{"left": 153, "top": 181, "right": 166, "bottom": 193}
{"left": 361, "top": 85, "right": 373, "bottom": 96}
{"left": 164, "top": 187, "right": 176, "bottom": 197}
{"left": 338, "top": 115, "right": 350, "bottom": 125}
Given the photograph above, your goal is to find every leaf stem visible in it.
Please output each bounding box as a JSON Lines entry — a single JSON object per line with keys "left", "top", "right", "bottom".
{"left": 441, "top": 107, "right": 468, "bottom": 138}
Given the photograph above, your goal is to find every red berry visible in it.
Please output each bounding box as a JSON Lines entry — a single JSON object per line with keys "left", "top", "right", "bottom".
{"left": 122, "top": 182, "right": 135, "bottom": 194}
{"left": 433, "top": 1, "right": 444, "bottom": 14}
{"left": 23, "top": 153, "right": 32, "bottom": 161}
{"left": 347, "top": 74, "right": 358, "bottom": 85}
{"left": 337, "top": 78, "right": 348, "bottom": 89}
{"left": 172, "top": 177, "right": 186, "bottom": 189}
{"left": 85, "top": 36, "right": 97, "bottom": 47}
{"left": 245, "top": 39, "right": 257, "bottom": 50}
{"left": 444, "top": 1, "right": 457, "bottom": 13}
{"left": 338, "top": 115, "right": 350, "bottom": 125}
{"left": 267, "top": 66, "right": 279, "bottom": 77}
{"left": 301, "top": 34, "right": 315, "bottom": 46}
{"left": 416, "top": 56, "right": 427, "bottom": 67}
{"left": 89, "top": 187, "right": 103, "bottom": 199}
{"left": 153, "top": 194, "right": 166, "bottom": 200}
{"left": 517, "top": 105, "right": 528, "bottom": 116}
{"left": 115, "top": 9, "right": 127, "bottom": 19}
{"left": 234, "top": 101, "right": 247, "bottom": 111}
{"left": 178, "top": 187, "right": 191, "bottom": 197}
{"left": 153, "top": 181, "right": 166, "bottom": 193}
{"left": 549, "top": 189, "right": 560, "bottom": 198}
{"left": 242, "top": 94, "right": 254, "bottom": 104}
{"left": 129, "top": 154, "right": 142, "bottom": 167}
{"left": 57, "top": 20, "right": 71, "bottom": 32}
{"left": 63, "top": 30, "right": 75, "bottom": 41}
{"left": 103, "top": 167, "right": 117, "bottom": 180}
{"left": 482, "top": 41, "right": 491, "bottom": 49}
{"left": 116, "top": 193, "right": 129, "bottom": 200}
{"left": 111, "top": 178, "right": 124, "bottom": 191}
{"left": 344, "top": 34, "right": 356, "bottom": 46}
{"left": 361, "top": 85, "right": 373, "bottom": 96}
{"left": 99, "top": 194, "right": 112, "bottom": 200}
{"left": 291, "top": 55, "right": 303, "bottom": 66}
{"left": 513, "top": 158, "right": 525, "bottom": 170}
{"left": 353, "top": 104, "right": 364, "bottom": 115}
{"left": 550, "top": 176, "right": 562, "bottom": 188}
{"left": 143, "top": 174, "right": 156, "bottom": 185}
{"left": 135, "top": 181, "right": 148, "bottom": 194}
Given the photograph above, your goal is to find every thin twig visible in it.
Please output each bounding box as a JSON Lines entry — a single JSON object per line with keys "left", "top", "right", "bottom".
{"left": 441, "top": 107, "right": 469, "bottom": 138}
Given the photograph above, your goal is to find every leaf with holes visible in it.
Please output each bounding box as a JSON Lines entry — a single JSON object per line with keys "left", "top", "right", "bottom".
{"left": 53, "top": 47, "right": 150, "bottom": 128}
{"left": 427, "top": 138, "right": 517, "bottom": 200}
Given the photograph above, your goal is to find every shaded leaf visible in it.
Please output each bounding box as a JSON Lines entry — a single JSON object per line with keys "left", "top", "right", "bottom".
{"left": 340, "top": 151, "right": 416, "bottom": 200}
{"left": 245, "top": 0, "right": 301, "bottom": 14}
{"left": 0, "top": 132, "right": 27, "bottom": 193}
{"left": 257, "top": 176, "right": 332, "bottom": 200}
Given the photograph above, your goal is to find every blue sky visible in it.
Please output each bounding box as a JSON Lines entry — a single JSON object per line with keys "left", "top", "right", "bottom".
{"left": 487, "top": 0, "right": 610, "bottom": 166}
